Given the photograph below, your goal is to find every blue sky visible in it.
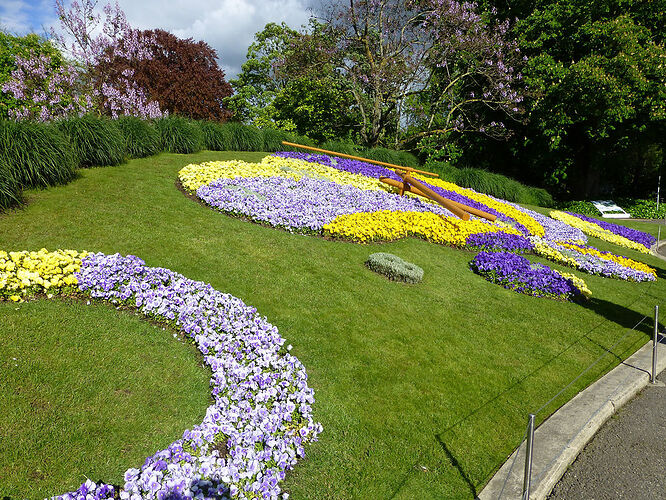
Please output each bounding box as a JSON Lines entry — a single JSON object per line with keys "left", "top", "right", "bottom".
{"left": 0, "top": 0, "right": 319, "bottom": 78}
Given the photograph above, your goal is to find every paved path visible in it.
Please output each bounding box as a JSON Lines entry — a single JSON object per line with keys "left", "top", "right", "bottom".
{"left": 548, "top": 371, "right": 666, "bottom": 499}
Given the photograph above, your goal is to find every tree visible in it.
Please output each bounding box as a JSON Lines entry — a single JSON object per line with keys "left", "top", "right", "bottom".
{"left": 0, "top": 31, "right": 87, "bottom": 121}
{"left": 476, "top": 0, "right": 666, "bottom": 198}
{"left": 282, "top": 0, "right": 524, "bottom": 148}
{"left": 225, "top": 22, "right": 301, "bottom": 124}
{"left": 50, "top": 0, "right": 162, "bottom": 118}
{"left": 98, "top": 29, "right": 233, "bottom": 121}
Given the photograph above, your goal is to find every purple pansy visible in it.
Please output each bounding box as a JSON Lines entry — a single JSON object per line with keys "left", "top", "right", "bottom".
{"left": 53, "top": 252, "right": 322, "bottom": 500}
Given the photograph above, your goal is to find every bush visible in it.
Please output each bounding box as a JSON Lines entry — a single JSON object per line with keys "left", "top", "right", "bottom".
{"left": 57, "top": 115, "right": 125, "bottom": 167}
{"left": 0, "top": 120, "right": 77, "bottom": 189}
{"left": 155, "top": 115, "right": 204, "bottom": 154}
{"left": 115, "top": 116, "right": 161, "bottom": 158}
{"left": 262, "top": 128, "right": 296, "bottom": 152}
{"left": 321, "top": 140, "right": 361, "bottom": 156}
{"left": 0, "top": 158, "right": 23, "bottom": 210}
{"left": 394, "top": 150, "right": 420, "bottom": 169}
{"left": 222, "top": 123, "right": 264, "bottom": 151}
{"left": 198, "top": 120, "right": 232, "bottom": 151}
{"left": 426, "top": 160, "right": 554, "bottom": 207}
{"left": 555, "top": 200, "right": 599, "bottom": 217}
{"left": 618, "top": 198, "right": 666, "bottom": 219}
{"left": 365, "top": 253, "right": 424, "bottom": 284}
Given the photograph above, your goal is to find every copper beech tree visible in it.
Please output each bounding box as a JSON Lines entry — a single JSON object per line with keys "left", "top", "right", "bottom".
{"left": 98, "top": 29, "right": 233, "bottom": 121}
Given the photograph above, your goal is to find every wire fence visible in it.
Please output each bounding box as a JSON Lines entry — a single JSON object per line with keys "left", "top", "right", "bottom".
{"left": 491, "top": 306, "right": 665, "bottom": 500}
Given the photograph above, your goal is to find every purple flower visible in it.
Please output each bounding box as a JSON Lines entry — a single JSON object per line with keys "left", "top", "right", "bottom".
{"left": 564, "top": 212, "right": 655, "bottom": 249}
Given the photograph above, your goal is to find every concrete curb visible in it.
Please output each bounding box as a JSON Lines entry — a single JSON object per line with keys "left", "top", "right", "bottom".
{"left": 477, "top": 335, "right": 666, "bottom": 500}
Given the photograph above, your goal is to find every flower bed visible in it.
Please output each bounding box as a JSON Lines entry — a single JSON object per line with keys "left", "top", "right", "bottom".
{"left": 549, "top": 211, "right": 653, "bottom": 254}
{"left": 465, "top": 232, "right": 534, "bottom": 253}
{"left": 531, "top": 238, "right": 656, "bottom": 282}
{"left": 470, "top": 251, "right": 588, "bottom": 301}
{"left": 561, "top": 211, "right": 656, "bottom": 250}
{"left": 1, "top": 249, "right": 321, "bottom": 500}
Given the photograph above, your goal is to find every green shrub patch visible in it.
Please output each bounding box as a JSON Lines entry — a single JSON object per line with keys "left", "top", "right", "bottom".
{"left": 365, "top": 252, "right": 424, "bottom": 284}
{"left": 115, "top": 116, "right": 161, "bottom": 158}
{"left": 56, "top": 115, "right": 125, "bottom": 167}
{"left": 0, "top": 120, "right": 77, "bottom": 189}
{"left": 155, "top": 116, "right": 204, "bottom": 154}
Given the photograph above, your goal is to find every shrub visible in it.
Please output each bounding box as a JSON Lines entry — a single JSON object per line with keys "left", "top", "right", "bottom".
{"left": 321, "top": 140, "right": 360, "bottom": 156}
{"left": 618, "top": 198, "right": 666, "bottom": 219}
{"left": 115, "top": 116, "right": 161, "bottom": 158}
{"left": 262, "top": 128, "right": 295, "bottom": 152}
{"left": 0, "top": 158, "right": 23, "bottom": 210}
{"left": 394, "top": 150, "right": 420, "bottom": 169}
{"left": 222, "top": 123, "right": 264, "bottom": 151}
{"left": 155, "top": 115, "right": 203, "bottom": 154}
{"left": 365, "top": 252, "right": 424, "bottom": 284}
{"left": 525, "top": 187, "right": 554, "bottom": 208}
{"left": 362, "top": 147, "right": 400, "bottom": 165}
{"left": 57, "top": 115, "right": 125, "bottom": 167}
{"left": 555, "top": 200, "right": 599, "bottom": 217}
{"left": 0, "top": 120, "right": 77, "bottom": 188}
{"left": 198, "top": 120, "right": 232, "bottom": 151}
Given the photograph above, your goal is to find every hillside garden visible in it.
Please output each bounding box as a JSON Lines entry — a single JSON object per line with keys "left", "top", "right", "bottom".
{"left": 1, "top": 0, "right": 665, "bottom": 499}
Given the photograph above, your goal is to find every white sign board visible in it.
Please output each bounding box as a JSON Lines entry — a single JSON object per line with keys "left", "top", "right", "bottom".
{"left": 591, "top": 200, "right": 630, "bottom": 219}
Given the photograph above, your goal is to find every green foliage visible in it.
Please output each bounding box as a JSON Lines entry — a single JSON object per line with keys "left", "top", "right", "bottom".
{"left": 57, "top": 115, "right": 125, "bottom": 167}
{"left": 222, "top": 123, "right": 265, "bottom": 151}
{"left": 365, "top": 252, "right": 424, "bottom": 284}
{"left": 115, "top": 116, "right": 161, "bottom": 158}
{"left": 508, "top": 1, "right": 665, "bottom": 198}
{"left": 0, "top": 32, "right": 68, "bottom": 120}
{"left": 155, "top": 116, "right": 204, "bottom": 154}
{"left": 261, "top": 128, "right": 294, "bottom": 151}
{"left": 555, "top": 200, "right": 599, "bottom": 216}
{"left": 427, "top": 159, "right": 554, "bottom": 206}
{"left": 618, "top": 198, "right": 666, "bottom": 219}
{"left": 225, "top": 22, "right": 300, "bottom": 124}
{"left": 321, "top": 140, "right": 360, "bottom": 156}
{"left": 0, "top": 120, "right": 77, "bottom": 189}
{"left": 197, "top": 120, "right": 232, "bottom": 151}
{"left": 270, "top": 77, "right": 357, "bottom": 143}
{"left": 0, "top": 158, "right": 22, "bottom": 210}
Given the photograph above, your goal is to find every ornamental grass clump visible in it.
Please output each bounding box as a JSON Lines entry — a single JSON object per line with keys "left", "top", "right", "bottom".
{"left": 0, "top": 120, "right": 77, "bottom": 189}
{"left": 115, "top": 116, "right": 161, "bottom": 158}
{"left": 470, "top": 251, "right": 586, "bottom": 301}
{"left": 222, "top": 122, "right": 264, "bottom": 151}
{"left": 155, "top": 115, "right": 204, "bottom": 154}
{"left": 56, "top": 114, "right": 125, "bottom": 167}
{"left": 197, "top": 120, "right": 232, "bottom": 151}
{"left": 0, "top": 159, "right": 22, "bottom": 210}
{"left": 365, "top": 252, "right": 424, "bottom": 284}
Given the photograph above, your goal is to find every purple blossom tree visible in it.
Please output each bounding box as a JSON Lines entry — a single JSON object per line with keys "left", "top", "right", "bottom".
{"left": 282, "top": 0, "right": 524, "bottom": 149}
{"left": 50, "top": 0, "right": 162, "bottom": 118}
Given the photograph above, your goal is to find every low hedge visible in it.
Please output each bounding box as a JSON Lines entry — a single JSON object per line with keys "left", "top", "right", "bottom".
{"left": 365, "top": 253, "right": 424, "bottom": 284}
{"left": 57, "top": 115, "right": 125, "bottom": 167}
{"left": 155, "top": 116, "right": 204, "bottom": 154}
{"left": 0, "top": 120, "right": 77, "bottom": 189}
{"left": 116, "top": 116, "right": 161, "bottom": 158}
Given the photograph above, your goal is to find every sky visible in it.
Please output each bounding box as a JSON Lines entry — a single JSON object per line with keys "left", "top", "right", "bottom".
{"left": 0, "top": 0, "right": 323, "bottom": 79}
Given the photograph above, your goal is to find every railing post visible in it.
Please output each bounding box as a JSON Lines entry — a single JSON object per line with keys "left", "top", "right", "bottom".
{"left": 522, "top": 414, "right": 535, "bottom": 500}
{"left": 652, "top": 305, "right": 659, "bottom": 384}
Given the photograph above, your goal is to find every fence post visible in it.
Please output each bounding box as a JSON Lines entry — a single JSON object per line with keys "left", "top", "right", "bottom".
{"left": 522, "top": 414, "right": 535, "bottom": 500}
{"left": 652, "top": 305, "right": 659, "bottom": 384}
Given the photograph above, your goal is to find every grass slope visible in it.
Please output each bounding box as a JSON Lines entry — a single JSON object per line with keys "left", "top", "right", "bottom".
{"left": 1, "top": 151, "right": 664, "bottom": 499}
{"left": 0, "top": 299, "right": 210, "bottom": 498}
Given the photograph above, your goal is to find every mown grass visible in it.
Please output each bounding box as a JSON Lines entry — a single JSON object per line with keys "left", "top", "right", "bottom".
{"left": 0, "top": 298, "right": 210, "bottom": 498}
{"left": 0, "top": 151, "right": 664, "bottom": 498}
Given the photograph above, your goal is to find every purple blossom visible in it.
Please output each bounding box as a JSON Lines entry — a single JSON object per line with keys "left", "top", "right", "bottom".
{"left": 470, "top": 251, "right": 581, "bottom": 300}
{"left": 466, "top": 232, "right": 533, "bottom": 253}
{"left": 196, "top": 175, "right": 452, "bottom": 232}
{"left": 564, "top": 212, "right": 656, "bottom": 249}
{"left": 53, "top": 252, "right": 322, "bottom": 499}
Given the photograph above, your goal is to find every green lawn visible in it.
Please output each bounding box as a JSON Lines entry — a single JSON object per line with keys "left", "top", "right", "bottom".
{"left": 1, "top": 151, "right": 664, "bottom": 499}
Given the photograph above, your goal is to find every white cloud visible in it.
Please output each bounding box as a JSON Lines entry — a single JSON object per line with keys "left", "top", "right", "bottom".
{"left": 2, "top": 0, "right": 322, "bottom": 79}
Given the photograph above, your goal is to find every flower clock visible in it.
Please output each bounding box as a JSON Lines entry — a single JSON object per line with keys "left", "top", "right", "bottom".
{"left": 0, "top": 249, "right": 322, "bottom": 500}
{"left": 177, "top": 153, "right": 658, "bottom": 302}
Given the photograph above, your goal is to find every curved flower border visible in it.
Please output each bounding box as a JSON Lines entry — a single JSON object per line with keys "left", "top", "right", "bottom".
{"left": 1, "top": 249, "right": 322, "bottom": 500}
